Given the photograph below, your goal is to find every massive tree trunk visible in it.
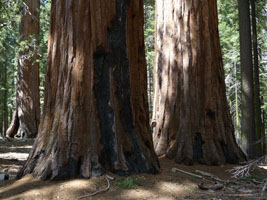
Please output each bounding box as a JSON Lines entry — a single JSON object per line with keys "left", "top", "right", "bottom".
{"left": 6, "top": 0, "right": 40, "bottom": 138}
{"left": 18, "top": 0, "right": 159, "bottom": 180}
{"left": 250, "top": 0, "right": 262, "bottom": 156}
{"left": 152, "top": 0, "right": 245, "bottom": 165}
{"left": 238, "top": 0, "right": 256, "bottom": 158}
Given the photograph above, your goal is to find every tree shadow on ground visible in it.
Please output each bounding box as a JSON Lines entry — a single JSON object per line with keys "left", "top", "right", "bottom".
{"left": 0, "top": 139, "right": 267, "bottom": 200}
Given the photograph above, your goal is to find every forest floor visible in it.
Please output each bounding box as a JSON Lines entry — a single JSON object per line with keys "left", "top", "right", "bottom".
{"left": 0, "top": 138, "right": 267, "bottom": 200}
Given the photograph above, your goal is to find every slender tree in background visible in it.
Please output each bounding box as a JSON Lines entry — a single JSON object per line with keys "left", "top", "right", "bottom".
{"left": 217, "top": 0, "right": 242, "bottom": 142}
{"left": 6, "top": 0, "right": 40, "bottom": 138}
{"left": 144, "top": 0, "right": 155, "bottom": 118}
{"left": 262, "top": 96, "right": 266, "bottom": 154}
{"left": 250, "top": 0, "right": 262, "bottom": 156}
{"left": 238, "top": 0, "right": 256, "bottom": 158}
{"left": 18, "top": 0, "right": 159, "bottom": 180}
{"left": 0, "top": 1, "right": 21, "bottom": 137}
{"left": 152, "top": 0, "right": 245, "bottom": 165}
{"left": 0, "top": 61, "right": 8, "bottom": 136}
{"left": 2, "top": 62, "right": 8, "bottom": 136}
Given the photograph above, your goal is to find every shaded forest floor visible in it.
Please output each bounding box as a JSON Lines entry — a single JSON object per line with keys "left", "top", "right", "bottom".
{"left": 0, "top": 138, "right": 267, "bottom": 200}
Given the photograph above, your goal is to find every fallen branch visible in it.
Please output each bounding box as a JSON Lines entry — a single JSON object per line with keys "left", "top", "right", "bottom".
{"left": 195, "top": 170, "right": 215, "bottom": 178}
{"left": 78, "top": 175, "right": 114, "bottom": 199}
{"left": 195, "top": 170, "right": 225, "bottom": 183}
{"left": 172, "top": 168, "right": 203, "bottom": 179}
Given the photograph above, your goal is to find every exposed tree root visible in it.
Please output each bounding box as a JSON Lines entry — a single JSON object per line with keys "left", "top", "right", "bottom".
{"left": 78, "top": 175, "right": 114, "bottom": 199}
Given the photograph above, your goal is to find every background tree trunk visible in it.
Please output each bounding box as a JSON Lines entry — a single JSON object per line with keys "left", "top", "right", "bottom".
{"left": 250, "top": 0, "right": 262, "bottom": 156}
{"left": 238, "top": 0, "right": 256, "bottom": 158}
{"left": 6, "top": 110, "right": 19, "bottom": 138}
{"left": 262, "top": 108, "right": 266, "bottom": 154}
{"left": 18, "top": 0, "right": 159, "bottom": 180}
{"left": 7, "top": 0, "right": 40, "bottom": 138}
{"left": 3, "top": 61, "right": 8, "bottom": 136}
{"left": 0, "top": 60, "right": 8, "bottom": 137}
{"left": 153, "top": 0, "right": 245, "bottom": 165}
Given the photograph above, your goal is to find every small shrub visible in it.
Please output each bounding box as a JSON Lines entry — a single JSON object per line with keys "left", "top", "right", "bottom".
{"left": 114, "top": 177, "right": 142, "bottom": 189}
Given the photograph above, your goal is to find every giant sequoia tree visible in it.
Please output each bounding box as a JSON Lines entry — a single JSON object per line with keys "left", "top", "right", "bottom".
{"left": 152, "top": 0, "right": 245, "bottom": 165}
{"left": 18, "top": 0, "right": 159, "bottom": 180}
{"left": 6, "top": 0, "right": 40, "bottom": 138}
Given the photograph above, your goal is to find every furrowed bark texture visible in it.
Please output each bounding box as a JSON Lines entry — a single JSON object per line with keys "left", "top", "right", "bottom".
{"left": 18, "top": 0, "right": 159, "bottom": 180}
{"left": 238, "top": 0, "right": 255, "bottom": 158}
{"left": 251, "top": 0, "right": 262, "bottom": 156}
{"left": 153, "top": 0, "right": 245, "bottom": 165}
{"left": 15, "top": 0, "right": 40, "bottom": 138}
{"left": 6, "top": 110, "right": 19, "bottom": 138}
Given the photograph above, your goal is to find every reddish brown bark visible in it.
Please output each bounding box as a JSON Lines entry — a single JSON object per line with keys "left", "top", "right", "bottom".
{"left": 6, "top": 110, "right": 19, "bottom": 138}
{"left": 6, "top": 0, "right": 40, "bottom": 138}
{"left": 18, "top": 0, "right": 159, "bottom": 180}
{"left": 153, "top": 0, "right": 245, "bottom": 165}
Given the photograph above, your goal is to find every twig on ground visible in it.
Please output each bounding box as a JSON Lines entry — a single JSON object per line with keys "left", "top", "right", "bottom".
{"left": 227, "top": 155, "right": 267, "bottom": 178}
{"left": 78, "top": 175, "right": 114, "bottom": 199}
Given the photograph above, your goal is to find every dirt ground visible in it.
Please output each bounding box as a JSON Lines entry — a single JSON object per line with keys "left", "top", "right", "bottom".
{"left": 0, "top": 138, "right": 267, "bottom": 200}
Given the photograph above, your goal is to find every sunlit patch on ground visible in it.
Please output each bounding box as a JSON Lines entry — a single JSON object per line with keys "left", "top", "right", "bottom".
{"left": 117, "top": 180, "right": 195, "bottom": 200}
{"left": 0, "top": 152, "right": 29, "bottom": 161}
{"left": 1, "top": 145, "right": 32, "bottom": 149}
{"left": 0, "top": 139, "right": 34, "bottom": 180}
{"left": 259, "top": 164, "right": 267, "bottom": 170}
{"left": 0, "top": 139, "right": 267, "bottom": 200}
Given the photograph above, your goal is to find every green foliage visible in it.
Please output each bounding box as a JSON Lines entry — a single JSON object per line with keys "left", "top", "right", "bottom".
{"left": 0, "top": 0, "right": 21, "bottom": 135}
{"left": 114, "top": 177, "right": 142, "bottom": 189}
{"left": 144, "top": 0, "right": 155, "bottom": 118}
{"left": 218, "top": 0, "right": 267, "bottom": 145}
{"left": 218, "top": 0, "right": 242, "bottom": 140}
{"left": 39, "top": 0, "right": 51, "bottom": 106}
{"left": 0, "top": 0, "right": 51, "bottom": 135}
{"left": 256, "top": 1, "right": 267, "bottom": 113}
